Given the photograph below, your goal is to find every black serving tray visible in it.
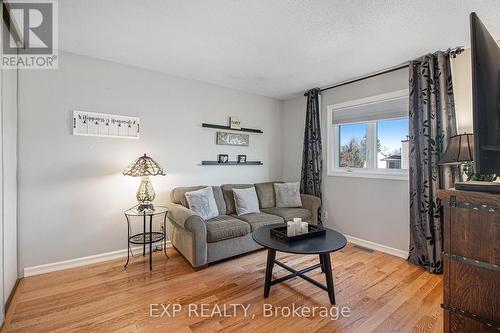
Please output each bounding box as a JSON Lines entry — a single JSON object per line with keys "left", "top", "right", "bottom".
{"left": 270, "top": 224, "right": 326, "bottom": 243}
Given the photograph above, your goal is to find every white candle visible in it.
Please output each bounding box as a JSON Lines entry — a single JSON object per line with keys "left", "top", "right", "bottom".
{"left": 300, "top": 222, "right": 308, "bottom": 234}
{"left": 287, "top": 221, "right": 295, "bottom": 237}
{"left": 294, "top": 220, "right": 302, "bottom": 234}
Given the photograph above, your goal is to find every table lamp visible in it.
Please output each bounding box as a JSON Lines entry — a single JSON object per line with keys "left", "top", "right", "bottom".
{"left": 439, "top": 134, "right": 474, "bottom": 165}
{"left": 439, "top": 133, "right": 474, "bottom": 181}
{"left": 123, "top": 154, "right": 165, "bottom": 210}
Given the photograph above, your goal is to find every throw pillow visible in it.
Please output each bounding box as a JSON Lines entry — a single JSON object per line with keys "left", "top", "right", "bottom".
{"left": 274, "top": 182, "right": 302, "bottom": 208}
{"left": 185, "top": 187, "right": 219, "bottom": 220}
{"left": 233, "top": 187, "right": 260, "bottom": 216}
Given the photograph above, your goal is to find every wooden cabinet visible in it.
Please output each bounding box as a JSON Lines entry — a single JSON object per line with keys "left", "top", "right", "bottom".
{"left": 438, "top": 189, "right": 500, "bottom": 333}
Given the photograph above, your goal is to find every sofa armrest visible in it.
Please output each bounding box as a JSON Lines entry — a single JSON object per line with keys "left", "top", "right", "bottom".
{"left": 166, "top": 203, "right": 206, "bottom": 234}
{"left": 166, "top": 202, "right": 208, "bottom": 267}
{"left": 300, "top": 194, "right": 321, "bottom": 225}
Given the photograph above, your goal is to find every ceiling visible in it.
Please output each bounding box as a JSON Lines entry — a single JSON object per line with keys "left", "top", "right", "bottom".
{"left": 58, "top": 0, "right": 500, "bottom": 100}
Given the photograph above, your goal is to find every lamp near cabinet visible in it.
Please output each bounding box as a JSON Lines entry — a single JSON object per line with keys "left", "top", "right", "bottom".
{"left": 439, "top": 133, "right": 474, "bottom": 182}
{"left": 123, "top": 154, "right": 165, "bottom": 210}
{"left": 439, "top": 133, "right": 474, "bottom": 165}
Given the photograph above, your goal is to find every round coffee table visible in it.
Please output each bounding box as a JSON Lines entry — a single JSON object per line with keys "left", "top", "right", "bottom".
{"left": 252, "top": 224, "right": 347, "bottom": 304}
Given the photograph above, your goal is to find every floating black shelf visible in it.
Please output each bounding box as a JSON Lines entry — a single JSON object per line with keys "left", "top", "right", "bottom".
{"left": 202, "top": 123, "right": 263, "bottom": 133}
{"left": 202, "top": 161, "right": 263, "bottom": 165}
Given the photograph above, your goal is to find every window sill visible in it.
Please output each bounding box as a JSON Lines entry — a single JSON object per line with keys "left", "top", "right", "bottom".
{"left": 327, "top": 169, "right": 409, "bottom": 181}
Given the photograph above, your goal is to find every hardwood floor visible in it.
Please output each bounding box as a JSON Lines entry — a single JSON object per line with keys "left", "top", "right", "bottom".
{"left": 2, "top": 244, "right": 443, "bottom": 333}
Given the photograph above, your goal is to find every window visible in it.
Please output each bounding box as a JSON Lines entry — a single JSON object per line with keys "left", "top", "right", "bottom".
{"left": 377, "top": 118, "right": 409, "bottom": 170}
{"left": 327, "top": 90, "right": 409, "bottom": 180}
{"left": 339, "top": 123, "right": 367, "bottom": 168}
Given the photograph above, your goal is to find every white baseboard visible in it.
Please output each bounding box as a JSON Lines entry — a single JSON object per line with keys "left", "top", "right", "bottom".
{"left": 345, "top": 235, "right": 408, "bottom": 259}
{"left": 24, "top": 241, "right": 171, "bottom": 277}
{"left": 24, "top": 236, "right": 406, "bottom": 277}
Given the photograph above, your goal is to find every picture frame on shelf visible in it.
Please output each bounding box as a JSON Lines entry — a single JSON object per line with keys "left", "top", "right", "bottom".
{"left": 229, "top": 116, "right": 241, "bottom": 129}
{"left": 237, "top": 155, "right": 247, "bottom": 163}
{"left": 218, "top": 154, "right": 229, "bottom": 164}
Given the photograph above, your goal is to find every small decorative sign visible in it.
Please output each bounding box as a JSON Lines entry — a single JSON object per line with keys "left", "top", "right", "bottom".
{"left": 229, "top": 116, "right": 241, "bottom": 129}
{"left": 216, "top": 131, "right": 249, "bottom": 146}
{"left": 72, "top": 110, "right": 140, "bottom": 139}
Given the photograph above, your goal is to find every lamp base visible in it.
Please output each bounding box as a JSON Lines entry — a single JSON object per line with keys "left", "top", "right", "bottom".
{"left": 137, "top": 203, "right": 155, "bottom": 212}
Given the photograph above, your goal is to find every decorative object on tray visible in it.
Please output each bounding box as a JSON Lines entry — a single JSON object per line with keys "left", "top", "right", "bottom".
{"left": 237, "top": 155, "right": 247, "bottom": 163}
{"left": 271, "top": 219, "right": 325, "bottom": 243}
{"left": 123, "top": 154, "right": 165, "bottom": 211}
{"left": 229, "top": 116, "right": 241, "bottom": 129}
{"left": 216, "top": 131, "right": 249, "bottom": 146}
{"left": 287, "top": 217, "right": 309, "bottom": 236}
{"left": 73, "top": 110, "right": 140, "bottom": 139}
{"left": 217, "top": 154, "right": 229, "bottom": 163}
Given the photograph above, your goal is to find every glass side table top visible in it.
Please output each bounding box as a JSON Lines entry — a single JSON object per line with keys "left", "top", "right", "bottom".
{"left": 124, "top": 205, "right": 168, "bottom": 216}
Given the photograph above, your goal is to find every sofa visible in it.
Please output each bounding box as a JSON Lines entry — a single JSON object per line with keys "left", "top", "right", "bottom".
{"left": 165, "top": 182, "right": 321, "bottom": 268}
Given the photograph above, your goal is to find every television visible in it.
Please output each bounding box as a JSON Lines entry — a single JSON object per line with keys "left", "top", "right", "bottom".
{"left": 470, "top": 12, "right": 500, "bottom": 175}
{"left": 455, "top": 13, "right": 500, "bottom": 193}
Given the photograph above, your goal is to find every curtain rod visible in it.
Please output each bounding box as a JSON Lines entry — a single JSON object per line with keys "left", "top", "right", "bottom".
{"left": 303, "top": 63, "right": 408, "bottom": 96}
{"left": 304, "top": 46, "right": 464, "bottom": 97}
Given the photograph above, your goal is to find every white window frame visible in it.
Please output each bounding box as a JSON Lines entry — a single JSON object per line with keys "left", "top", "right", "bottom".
{"left": 327, "top": 90, "right": 409, "bottom": 181}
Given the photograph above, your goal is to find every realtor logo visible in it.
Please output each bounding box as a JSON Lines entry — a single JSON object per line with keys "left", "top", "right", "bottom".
{"left": 2, "top": 0, "right": 58, "bottom": 69}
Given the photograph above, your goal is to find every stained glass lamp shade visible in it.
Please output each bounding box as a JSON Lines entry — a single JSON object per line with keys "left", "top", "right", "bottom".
{"left": 123, "top": 154, "right": 165, "bottom": 209}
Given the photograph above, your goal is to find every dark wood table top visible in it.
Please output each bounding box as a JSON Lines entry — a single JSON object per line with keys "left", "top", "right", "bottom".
{"left": 252, "top": 224, "right": 347, "bottom": 254}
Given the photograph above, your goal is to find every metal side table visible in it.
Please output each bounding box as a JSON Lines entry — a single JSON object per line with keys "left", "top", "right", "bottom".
{"left": 124, "top": 205, "right": 169, "bottom": 270}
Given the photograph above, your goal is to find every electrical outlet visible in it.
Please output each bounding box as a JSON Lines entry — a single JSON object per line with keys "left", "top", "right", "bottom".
{"left": 323, "top": 210, "right": 328, "bottom": 220}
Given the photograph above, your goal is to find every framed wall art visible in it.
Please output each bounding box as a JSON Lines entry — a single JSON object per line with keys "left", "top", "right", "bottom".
{"left": 216, "top": 131, "right": 249, "bottom": 146}
{"left": 72, "top": 110, "right": 140, "bottom": 139}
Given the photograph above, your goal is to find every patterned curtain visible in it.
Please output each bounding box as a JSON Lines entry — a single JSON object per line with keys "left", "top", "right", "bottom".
{"left": 300, "top": 88, "right": 323, "bottom": 223}
{"left": 408, "top": 51, "right": 458, "bottom": 274}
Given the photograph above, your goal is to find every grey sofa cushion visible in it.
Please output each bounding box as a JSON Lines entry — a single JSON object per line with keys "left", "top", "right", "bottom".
{"left": 221, "top": 184, "right": 254, "bottom": 215}
{"left": 211, "top": 186, "right": 226, "bottom": 215}
{"left": 232, "top": 212, "right": 283, "bottom": 231}
{"left": 185, "top": 187, "right": 219, "bottom": 220}
{"left": 254, "top": 182, "right": 276, "bottom": 208}
{"left": 262, "top": 207, "right": 312, "bottom": 222}
{"left": 205, "top": 215, "right": 251, "bottom": 243}
{"left": 274, "top": 182, "right": 302, "bottom": 208}
{"left": 233, "top": 187, "right": 260, "bottom": 216}
{"left": 171, "top": 186, "right": 226, "bottom": 215}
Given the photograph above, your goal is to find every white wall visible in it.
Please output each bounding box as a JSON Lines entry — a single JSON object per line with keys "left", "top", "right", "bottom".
{"left": 282, "top": 97, "right": 306, "bottom": 181}
{"left": 18, "top": 51, "right": 283, "bottom": 272}
{"left": 451, "top": 48, "right": 474, "bottom": 133}
{"left": 282, "top": 69, "right": 410, "bottom": 253}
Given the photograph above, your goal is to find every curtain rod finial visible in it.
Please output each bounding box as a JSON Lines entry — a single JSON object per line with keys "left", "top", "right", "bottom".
{"left": 304, "top": 87, "right": 321, "bottom": 97}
